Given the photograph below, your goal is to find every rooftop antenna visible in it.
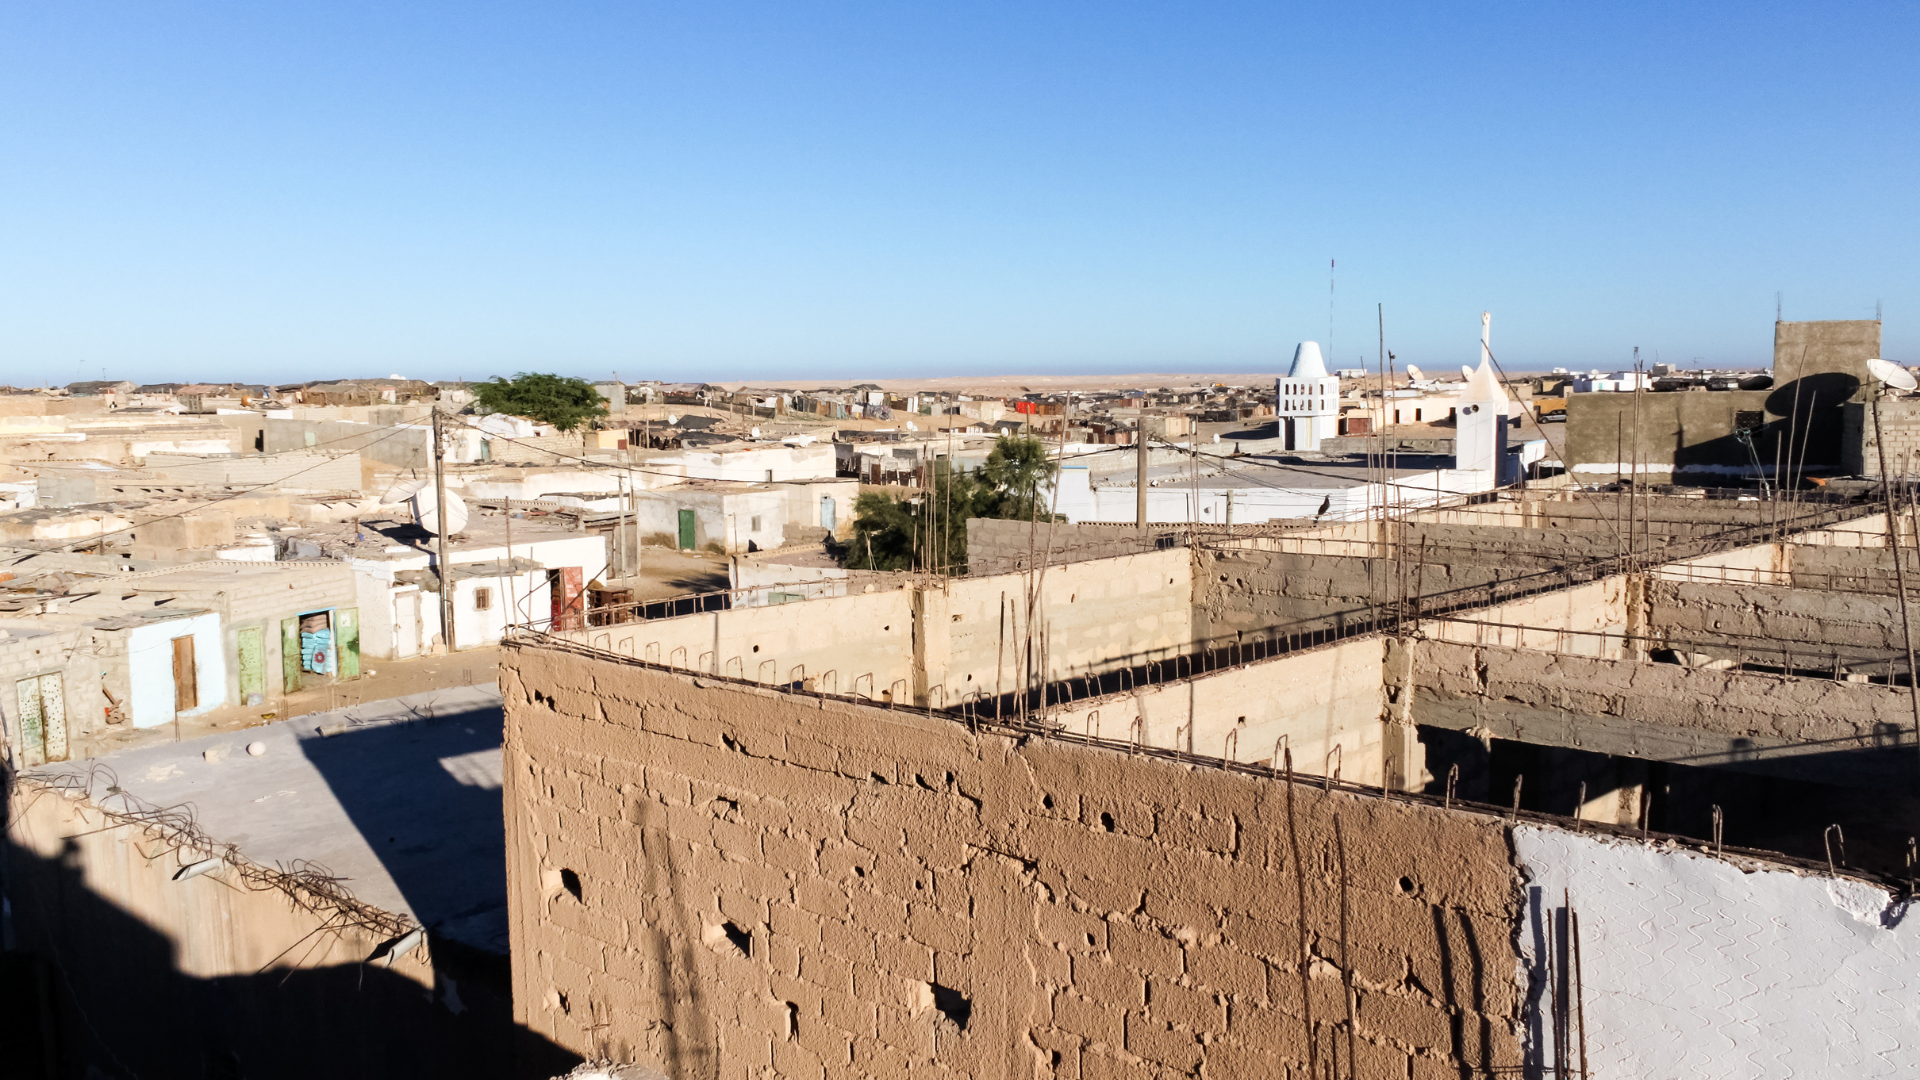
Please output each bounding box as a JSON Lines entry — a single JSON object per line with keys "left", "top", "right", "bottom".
{"left": 1777, "top": 292, "right": 1783, "bottom": 321}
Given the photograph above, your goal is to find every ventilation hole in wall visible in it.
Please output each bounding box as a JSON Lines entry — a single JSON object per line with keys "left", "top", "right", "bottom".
{"left": 945, "top": 771, "right": 954, "bottom": 784}
{"left": 853, "top": 865, "right": 867, "bottom": 878}
{"left": 752, "top": 644, "right": 760, "bottom": 652}
{"left": 1100, "top": 811, "right": 1116, "bottom": 832}
{"left": 785, "top": 1001, "right": 800, "bottom": 1039}
{"left": 721, "top": 733, "right": 743, "bottom": 753}
{"left": 914, "top": 879, "right": 925, "bottom": 891}
{"left": 1042, "top": 794, "right": 1054, "bottom": 810}
{"left": 951, "top": 613, "right": 963, "bottom": 622}
{"left": 965, "top": 673, "right": 973, "bottom": 681}
{"left": 1084, "top": 932, "right": 1097, "bottom": 948}
{"left": 1398, "top": 876, "right": 1416, "bottom": 894}
{"left": 560, "top": 868, "right": 582, "bottom": 903}
{"left": 1050, "top": 1051, "right": 1062, "bottom": 1067}
{"left": 1069, "top": 593, "right": 1076, "bottom": 602}
{"left": 1219, "top": 574, "right": 1229, "bottom": 582}
{"left": 931, "top": 984, "right": 972, "bottom": 1030}
{"left": 720, "top": 921, "right": 752, "bottom": 957}
{"left": 883, "top": 625, "right": 890, "bottom": 631}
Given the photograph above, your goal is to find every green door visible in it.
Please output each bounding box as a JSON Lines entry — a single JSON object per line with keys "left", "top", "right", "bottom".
{"left": 335, "top": 607, "right": 361, "bottom": 679}
{"left": 237, "top": 626, "right": 265, "bottom": 703}
{"left": 677, "top": 509, "right": 696, "bottom": 550}
{"left": 281, "top": 617, "right": 303, "bottom": 693}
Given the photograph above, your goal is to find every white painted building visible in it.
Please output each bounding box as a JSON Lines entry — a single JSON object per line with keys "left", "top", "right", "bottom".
{"left": 1276, "top": 341, "right": 1340, "bottom": 452}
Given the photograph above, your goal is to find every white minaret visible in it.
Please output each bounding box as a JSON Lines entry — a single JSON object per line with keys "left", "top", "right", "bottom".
{"left": 1456, "top": 347, "right": 1509, "bottom": 475}
{"left": 1277, "top": 341, "right": 1340, "bottom": 452}
{"left": 1479, "top": 311, "right": 1492, "bottom": 368}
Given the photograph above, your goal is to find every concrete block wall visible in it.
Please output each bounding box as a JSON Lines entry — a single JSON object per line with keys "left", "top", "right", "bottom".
{"left": 1406, "top": 638, "right": 1915, "bottom": 786}
{"left": 1844, "top": 398, "right": 1920, "bottom": 477}
{"left": 943, "top": 548, "right": 1194, "bottom": 705}
{"left": 1042, "top": 635, "right": 1396, "bottom": 789}
{"left": 965, "top": 519, "right": 1185, "bottom": 575}
{"left": 1646, "top": 578, "right": 1909, "bottom": 655}
{"left": 501, "top": 644, "right": 1524, "bottom": 1078}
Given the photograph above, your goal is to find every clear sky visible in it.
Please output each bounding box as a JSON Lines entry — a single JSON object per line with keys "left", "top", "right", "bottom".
{"left": 2, "top": 2, "right": 1915, "bottom": 385}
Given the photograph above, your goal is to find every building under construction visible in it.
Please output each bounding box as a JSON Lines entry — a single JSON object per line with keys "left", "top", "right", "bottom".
{"left": 498, "top": 476, "right": 1920, "bottom": 1078}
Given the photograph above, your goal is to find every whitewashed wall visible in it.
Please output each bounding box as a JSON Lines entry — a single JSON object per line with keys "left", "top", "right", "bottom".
{"left": 1513, "top": 825, "right": 1920, "bottom": 1078}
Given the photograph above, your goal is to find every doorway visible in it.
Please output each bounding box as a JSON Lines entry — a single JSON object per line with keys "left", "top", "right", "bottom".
{"left": 677, "top": 509, "right": 696, "bottom": 550}
{"left": 172, "top": 635, "right": 199, "bottom": 711}
{"left": 820, "top": 496, "right": 836, "bottom": 530}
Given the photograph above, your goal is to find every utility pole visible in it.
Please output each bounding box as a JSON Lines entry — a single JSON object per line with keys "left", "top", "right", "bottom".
{"left": 432, "top": 407, "right": 456, "bottom": 653}
{"left": 1137, "top": 429, "right": 1148, "bottom": 529}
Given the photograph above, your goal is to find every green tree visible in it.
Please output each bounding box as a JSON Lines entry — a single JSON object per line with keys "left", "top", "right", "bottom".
{"left": 847, "top": 436, "right": 1057, "bottom": 574}
{"left": 473, "top": 372, "right": 609, "bottom": 432}
{"left": 978, "top": 434, "right": 1055, "bottom": 521}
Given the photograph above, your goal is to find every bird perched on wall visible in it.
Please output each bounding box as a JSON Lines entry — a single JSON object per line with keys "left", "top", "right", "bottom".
{"left": 1315, "top": 495, "right": 1331, "bottom": 520}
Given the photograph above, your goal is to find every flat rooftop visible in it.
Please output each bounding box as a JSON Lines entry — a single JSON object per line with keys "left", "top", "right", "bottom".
{"left": 31, "top": 684, "right": 511, "bottom": 955}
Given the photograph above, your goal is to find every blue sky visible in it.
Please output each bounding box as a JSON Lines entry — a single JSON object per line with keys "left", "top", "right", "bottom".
{"left": 2, "top": 2, "right": 1915, "bottom": 384}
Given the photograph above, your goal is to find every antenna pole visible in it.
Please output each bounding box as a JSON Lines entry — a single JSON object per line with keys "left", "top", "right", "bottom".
{"left": 432, "top": 407, "right": 456, "bottom": 653}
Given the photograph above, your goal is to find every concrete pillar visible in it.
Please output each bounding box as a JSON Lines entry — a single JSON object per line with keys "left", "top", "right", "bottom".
{"left": 1381, "top": 636, "right": 1427, "bottom": 792}
{"left": 1624, "top": 574, "right": 1650, "bottom": 662}
{"left": 911, "top": 584, "right": 952, "bottom": 708}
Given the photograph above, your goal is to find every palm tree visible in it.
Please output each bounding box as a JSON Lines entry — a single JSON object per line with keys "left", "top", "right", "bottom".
{"left": 980, "top": 435, "right": 1055, "bottom": 521}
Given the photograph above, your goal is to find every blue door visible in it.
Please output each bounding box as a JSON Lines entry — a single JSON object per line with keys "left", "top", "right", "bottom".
{"left": 820, "top": 496, "right": 836, "bottom": 530}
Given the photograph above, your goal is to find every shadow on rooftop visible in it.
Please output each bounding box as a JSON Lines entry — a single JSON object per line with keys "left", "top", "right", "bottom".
{"left": 0, "top": 771, "right": 580, "bottom": 1080}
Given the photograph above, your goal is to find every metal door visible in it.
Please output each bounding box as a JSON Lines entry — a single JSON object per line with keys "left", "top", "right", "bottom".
{"left": 237, "top": 626, "right": 265, "bottom": 705}
{"left": 15, "top": 677, "right": 45, "bottom": 767}
{"left": 820, "top": 496, "right": 836, "bottom": 530}
{"left": 394, "top": 591, "right": 420, "bottom": 657}
{"left": 38, "top": 675, "right": 65, "bottom": 761}
{"left": 677, "top": 509, "right": 696, "bottom": 550}
{"left": 334, "top": 607, "right": 361, "bottom": 679}
{"left": 172, "top": 636, "right": 198, "bottom": 712}
{"left": 281, "top": 617, "right": 303, "bottom": 693}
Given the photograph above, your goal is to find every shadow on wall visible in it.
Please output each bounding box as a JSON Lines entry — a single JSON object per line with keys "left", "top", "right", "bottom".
{"left": 1418, "top": 729, "right": 1920, "bottom": 877}
{"left": 0, "top": 822, "right": 581, "bottom": 1080}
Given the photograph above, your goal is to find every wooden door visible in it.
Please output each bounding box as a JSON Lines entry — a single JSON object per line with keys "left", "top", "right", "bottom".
{"left": 237, "top": 626, "right": 265, "bottom": 704}
{"left": 172, "top": 636, "right": 198, "bottom": 712}
{"left": 677, "top": 509, "right": 696, "bottom": 550}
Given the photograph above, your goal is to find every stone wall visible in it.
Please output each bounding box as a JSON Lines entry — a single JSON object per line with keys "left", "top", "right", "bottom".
{"left": 1841, "top": 398, "right": 1920, "bottom": 478}
{"left": 501, "top": 643, "right": 1524, "bottom": 1079}
{"left": 965, "top": 518, "right": 1184, "bottom": 575}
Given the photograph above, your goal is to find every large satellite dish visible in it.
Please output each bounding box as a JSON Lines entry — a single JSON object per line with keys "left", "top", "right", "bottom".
{"left": 1867, "top": 358, "right": 1917, "bottom": 392}
{"left": 409, "top": 488, "right": 468, "bottom": 536}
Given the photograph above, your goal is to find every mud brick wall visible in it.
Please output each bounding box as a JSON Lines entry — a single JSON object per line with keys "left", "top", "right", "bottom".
{"left": 502, "top": 643, "right": 1523, "bottom": 1079}
{"left": 1646, "top": 578, "right": 1908, "bottom": 654}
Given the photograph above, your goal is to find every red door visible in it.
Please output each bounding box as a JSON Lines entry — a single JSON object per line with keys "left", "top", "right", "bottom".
{"left": 553, "top": 566, "right": 585, "bottom": 631}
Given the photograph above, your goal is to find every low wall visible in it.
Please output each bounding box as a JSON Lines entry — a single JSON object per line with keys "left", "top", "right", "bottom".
{"left": 4, "top": 779, "right": 548, "bottom": 1079}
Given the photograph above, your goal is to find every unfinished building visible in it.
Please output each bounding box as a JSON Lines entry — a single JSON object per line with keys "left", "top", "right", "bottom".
{"left": 499, "top": 486, "right": 1920, "bottom": 1077}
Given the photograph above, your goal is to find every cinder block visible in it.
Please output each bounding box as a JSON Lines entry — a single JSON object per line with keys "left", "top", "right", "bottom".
{"left": 1108, "top": 921, "right": 1183, "bottom": 975}
{"left": 1122, "top": 1012, "right": 1202, "bottom": 1072}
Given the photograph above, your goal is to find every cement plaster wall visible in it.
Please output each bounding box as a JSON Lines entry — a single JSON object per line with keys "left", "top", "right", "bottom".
{"left": 1513, "top": 824, "right": 1920, "bottom": 1078}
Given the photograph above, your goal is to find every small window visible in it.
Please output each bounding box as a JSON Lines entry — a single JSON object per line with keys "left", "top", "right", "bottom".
{"left": 750, "top": 515, "right": 762, "bottom": 532}
{"left": 474, "top": 587, "right": 492, "bottom": 611}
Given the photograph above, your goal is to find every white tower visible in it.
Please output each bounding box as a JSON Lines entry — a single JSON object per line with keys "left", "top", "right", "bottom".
{"left": 1456, "top": 354, "right": 1509, "bottom": 475}
{"left": 1277, "top": 341, "right": 1340, "bottom": 452}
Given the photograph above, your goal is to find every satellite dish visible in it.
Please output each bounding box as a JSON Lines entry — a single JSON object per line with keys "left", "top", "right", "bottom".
{"left": 409, "top": 488, "right": 468, "bottom": 536}
{"left": 1867, "top": 358, "right": 1917, "bottom": 392}
{"left": 381, "top": 477, "right": 430, "bottom": 504}
{"left": 1461, "top": 366, "right": 1475, "bottom": 381}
